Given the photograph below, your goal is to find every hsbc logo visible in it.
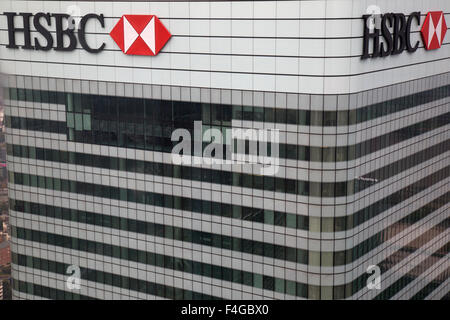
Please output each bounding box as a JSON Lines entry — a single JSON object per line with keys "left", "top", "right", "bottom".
{"left": 110, "top": 15, "right": 171, "bottom": 56}
{"left": 3, "top": 12, "right": 171, "bottom": 56}
{"left": 3, "top": 12, "right": 106, "bottom": 53}
{"left": 362, "top": 10, "right": 447, "bottom": 59}
{"left": 421, "top": 11, "right": 447, "bottom": 50}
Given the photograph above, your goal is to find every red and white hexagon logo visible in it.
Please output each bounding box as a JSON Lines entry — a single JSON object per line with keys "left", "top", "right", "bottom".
{"left": 421, "top": 11, "right": 447, "bottom": 50}
{"left": 110, "top": 15, "right": 171, "bottom": 56}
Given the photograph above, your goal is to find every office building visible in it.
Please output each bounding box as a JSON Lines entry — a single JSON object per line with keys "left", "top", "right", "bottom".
{"left": 1, "top": 0, "right": 449, "bottom": 300}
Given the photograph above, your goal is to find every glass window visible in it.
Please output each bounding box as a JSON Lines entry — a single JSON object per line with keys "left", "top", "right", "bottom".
{"left": 310, "top": 111, "right": 322, "bottom": 126}
{"left": 321, "top": 286, "right": 333, "bottom": 300}
{"left": 274, "top": 211, "right": 285, "bottom": 226}
{"left": 337, "top": 111, "right": 348, "bottom": 126}
{"left": 333, "top": 285, "right": 345, "bottom": 299}
{"left": 321, "top": 217, "right": 334, "bottom": 232}
{"left": 263, "top": 276, "right": 274, "bottom": 291}
{"left": 83, "top": 114, "right": 91, "bottom": 130}
{"left": 286, "top": 109, "right": 297, "bottom": 124}
{"left": 264, "top": 210, "right": 274, "bottom": 225}
{"left": 254, "top": 107, "right": 264, "bottom": 122}
{"left": 243, "top": 272, "right": 252, "bottom": 286}
{"left": 274, "top": 278, "right": 285, "bottom": 293}
{"left": 308, "top": 285, "right": 320, "bottom": 300}
{"left": 323, "top": 148, "right": 335, "bottom": 162}
{"left": 286, "top": 247, "right": 296, "bottom": 262}
{"left": 309, "top": 217, "right": 321, "bottom": 232}
{"left": 321, "top": 252, "right": 333, "bottom": 267}
{"left": 243, "top": 106, "right": 252, "bottom": 121}
{"left": 232, "top": 105, "right": 242, "bottom": 120}
{"left": 75, "top": 113, "right": 83, "bottom": 130}
{"left": 253, "top": 274, "right": 263, "bottom": 289}
{"left": 275, "top": 109, "right": 286, "bottom": 123}
{"left": 310, "top": 147, "right": 322, "bottom": 162}
{"left": 334, "top": 251, "right": 346, "bottom": 266}
{"left": 264, "top": 108, "right": 274, "bottom": 123}
{"left": 67, "top": 113, "right": 75, "bottom": 128}
{"left": 336, "top": 147, "right": 347, "bottom": 162}
{"left": 221, "top": 105, "right": 232, "bottom": 127}
{"left": 232, "top": 270, "right": 242, "bottom": 284}
{"left": 323, "top": 111, "right": 336, "bottom": 126}
{"left": 211, "top": 104, "right": 222, "bottom": 125}
{"left": 335, "top": 217, "right": 346, "bottom": 232}
{"left": 286, "top": 280, "right": 296, "bottom": 296}
{"left": 309, "top": 251, "right": 320, "bottom": 266}
{"left": 286, "top": 213, "right": 296, "bottom": 228}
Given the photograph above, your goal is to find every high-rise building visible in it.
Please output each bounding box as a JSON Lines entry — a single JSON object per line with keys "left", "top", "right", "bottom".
{"left": 0, "top": 240, "right": 10, "bottom": 266}
{"left": 1, "top": 0, "right": 449, "bottom": 300}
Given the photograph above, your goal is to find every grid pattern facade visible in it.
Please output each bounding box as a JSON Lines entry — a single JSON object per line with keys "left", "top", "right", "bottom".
{"left": 1, "top": 0, "right": 449, "bottom": 300}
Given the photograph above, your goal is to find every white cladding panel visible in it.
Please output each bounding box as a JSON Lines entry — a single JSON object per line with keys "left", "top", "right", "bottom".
{"left": 0, "top": 0, "right": 449, "bottom": 94}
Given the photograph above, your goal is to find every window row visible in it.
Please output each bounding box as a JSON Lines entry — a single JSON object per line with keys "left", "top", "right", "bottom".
{"left": 373, "top": 242, "right": 449, "bottom": 300}
{"left": 350, "top": 219, "right": 448, "bottom": 298}
{"left": 7, "top": 137, "right": 448, "bottom": 199}
{"left": 10, "top": 199, "right": 309, "bottom": 265}
{"left": 14, "top": 221, "right": 445, "bottom": 300}
{"left": 350, "top": 192, "right": 449, "bottom": 266}
{"left": 9, "top": 165, "right": 449, "bottom": 233}
{"left": 409, "top": 268, "right": 449, "bottom": 300}
{"left": 6, "top": 83, "right": 450, "bottom": 127}
{"left": 6, "top": 111, "right": 449, "bottom": 164}
{"left": 351, "top": 166, "right": 449, "bottom": 228}
{"left": 12, "top": 255, "right": 218, "bottom": 300}
{"left": 12, "top": 227, "right": 318, "bottom": 299}
{"left": 13, "top": 280, "right": 95, "bottom": 300}
{"left": 7, "top": 116, "right": 66, "bottom": 135}
{"left": 9, "top": 191, "right": 447, "bottom": 268}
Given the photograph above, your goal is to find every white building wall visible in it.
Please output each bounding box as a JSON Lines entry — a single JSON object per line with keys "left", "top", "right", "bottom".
{"left": 0, "top": 1, "right": 449, "bottom": 94}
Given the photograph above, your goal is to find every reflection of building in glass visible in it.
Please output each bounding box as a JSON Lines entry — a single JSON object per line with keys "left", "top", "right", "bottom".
{"left": 2, "top": 0, "right": 449, "bottom": 300}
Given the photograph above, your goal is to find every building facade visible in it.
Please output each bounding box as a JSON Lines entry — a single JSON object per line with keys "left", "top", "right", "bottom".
{"left": 1, "top": 0, "right": 449, "bottom": 300}
{"left": 0, "top": 241, "right": 10, "bottom": 266}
